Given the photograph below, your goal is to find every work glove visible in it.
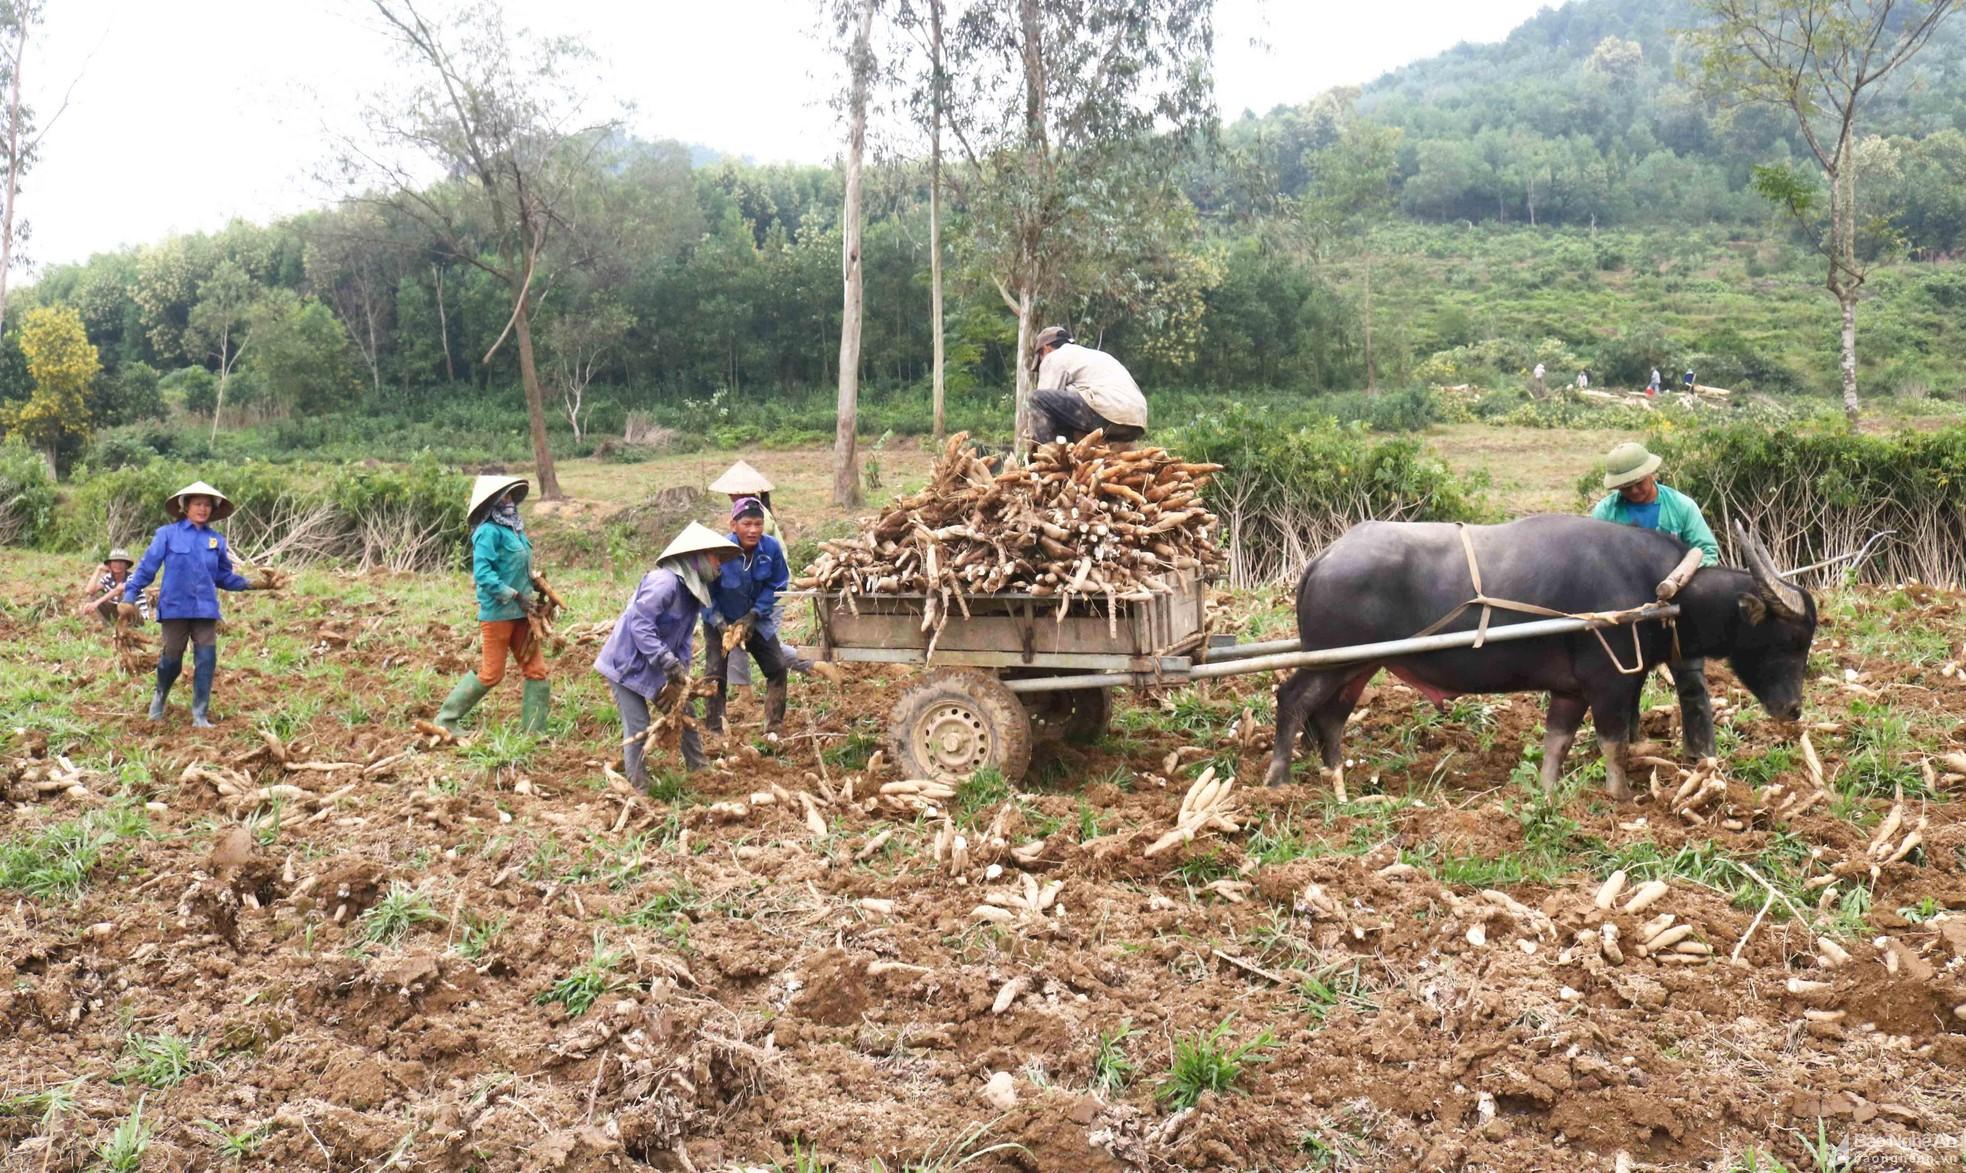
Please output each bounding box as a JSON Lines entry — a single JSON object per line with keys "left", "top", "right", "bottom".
{"left": 496, "top": 585, "right": 521, "bottom": 606}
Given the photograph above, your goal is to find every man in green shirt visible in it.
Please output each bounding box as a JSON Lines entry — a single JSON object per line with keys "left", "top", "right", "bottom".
{"left": 1590, "top": 441, "right": 1719, "bottom": 759}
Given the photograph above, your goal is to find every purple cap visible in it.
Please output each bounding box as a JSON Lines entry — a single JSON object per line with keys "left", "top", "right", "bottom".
{"left": 731, "top": 496, "right": 766, "bottom": 521}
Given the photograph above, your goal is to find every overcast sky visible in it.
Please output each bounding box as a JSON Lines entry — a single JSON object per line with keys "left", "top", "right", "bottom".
{"left": 21, "top": 0, "right": 1550, "bottom": 274}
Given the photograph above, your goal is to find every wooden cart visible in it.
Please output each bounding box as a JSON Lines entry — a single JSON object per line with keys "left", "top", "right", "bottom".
{"left": 795, "top": 575, "right": 1208, "bottom": 783}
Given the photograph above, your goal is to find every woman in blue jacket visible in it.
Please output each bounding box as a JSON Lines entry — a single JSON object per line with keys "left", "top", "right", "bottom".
{"left": 120, "top": 481, "right": 262, "bottom": 727}
{"left": 594, "top": 522, "right": 739, "bottom": 784}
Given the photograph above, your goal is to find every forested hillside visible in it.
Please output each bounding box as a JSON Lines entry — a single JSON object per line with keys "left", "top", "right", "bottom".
{"left": 4, "top": 0, "right": 1965, "bottom": 475}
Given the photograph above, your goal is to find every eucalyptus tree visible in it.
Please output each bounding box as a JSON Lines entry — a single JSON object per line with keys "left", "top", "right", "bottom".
{"left": 341, "top": 0, "right": 623, "bottom": 498}
{"left": 943, "top": 0, "right": 1216, "bottom": 449}
{"left": 1690, "top": 0, "right": 1962, "bottom": 421}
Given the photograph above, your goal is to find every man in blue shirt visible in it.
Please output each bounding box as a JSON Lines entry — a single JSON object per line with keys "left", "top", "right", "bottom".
{"left": 1590, "top": 442, "right": 1719, "bottom": 759}
{"left": 702, "top": 497, "right": 792, "bottom": 737}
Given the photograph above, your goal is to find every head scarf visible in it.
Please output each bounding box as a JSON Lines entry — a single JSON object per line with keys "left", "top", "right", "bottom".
{"left": 488, "top": 490, "right": 525, "bottom": 534}
{"left": 731, "top": 496, "right": 766, "bottom": 522}
{"left": 669, "top": 550, "right": 720, "bottom": 607}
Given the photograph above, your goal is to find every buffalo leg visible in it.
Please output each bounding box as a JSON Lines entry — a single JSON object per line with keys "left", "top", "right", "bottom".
{"left": 1671, "top": 658, "right": 1715, "bottom": 761}
{"left": 1586, "top": 679, "right": 1645, "bottom": 801}
{"left": 1310, "top": 671, "right": 1374, "bottom": 770}
{"left": 1540, "top": 694, "right": 1587, "bottom": 795}
{"left": 1266, "top": 668, "right": 1346, "bottom": 788}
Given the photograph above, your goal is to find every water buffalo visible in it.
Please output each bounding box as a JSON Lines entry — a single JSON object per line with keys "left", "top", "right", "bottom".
{"left": 1263, "top": 516, "right": 1815, "bottom": 799}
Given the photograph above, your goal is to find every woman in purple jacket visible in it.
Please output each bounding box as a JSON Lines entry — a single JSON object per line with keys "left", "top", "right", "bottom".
{"left": 594, "top": 522, "right": 740, "bottom": 785}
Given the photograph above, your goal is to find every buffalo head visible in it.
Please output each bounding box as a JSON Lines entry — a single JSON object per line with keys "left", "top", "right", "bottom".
{"left": 1726, "top": 522, "right": 1816, "bottom": 722}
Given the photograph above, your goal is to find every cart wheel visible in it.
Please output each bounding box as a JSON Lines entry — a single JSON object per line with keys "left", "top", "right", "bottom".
{"left": 889, "top": 670, "right": 1032, "bottom": 784}
{"left": 1023, "top": 686, "right": 1112, "bottom": 744}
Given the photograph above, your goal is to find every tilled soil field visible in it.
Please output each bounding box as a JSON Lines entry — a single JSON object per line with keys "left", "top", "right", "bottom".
{"left": 3, "top": 570, "right": 1964, "bottom": 1171}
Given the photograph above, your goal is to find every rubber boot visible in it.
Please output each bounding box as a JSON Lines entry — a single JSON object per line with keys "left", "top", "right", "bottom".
{"left": 702, "top": 687, "right": 726, "bottom": 735}
{"left": 679, "top": 724, "right": 708, "bottom": 773}
{"left": 763, "top": 677, "right": 788, "bottom": 736}
{"left": 435, "top": 674, "right": 490, "bottom": 735}
{"left": 190, "top": 645, "right": 217, "bottom": 728}
{"left": 521, "top": 679, "right": 550, "bottom": 734}
{"left": 148, "top": 656, "right": 182, "bottom": 720}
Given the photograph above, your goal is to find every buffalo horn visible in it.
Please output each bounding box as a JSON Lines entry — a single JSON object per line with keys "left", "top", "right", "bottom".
{"left": 1733, "top": 521, "right": 1807, "bottom": 620}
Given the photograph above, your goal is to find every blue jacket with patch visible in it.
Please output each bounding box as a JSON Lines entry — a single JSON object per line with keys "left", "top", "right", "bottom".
{"left": 706, "top": 533, "right": 789, "bottom": 638}
{"left": 123, "top": 519, "right": 253, "bottom": 621}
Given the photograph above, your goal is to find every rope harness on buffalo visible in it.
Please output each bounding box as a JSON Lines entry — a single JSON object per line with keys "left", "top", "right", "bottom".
{"left": 1411, "top": 525, "right": 1678, "bottom": 675}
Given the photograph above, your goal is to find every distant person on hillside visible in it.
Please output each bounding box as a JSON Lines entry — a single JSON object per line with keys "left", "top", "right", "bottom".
{"left": 1590, "top": 441, "right": 1720, "bottom": 761}
{"left": 1531, "top": 362, "right": 1547, "bottom": 398}
{"left": 1576, "top": 370, "right": 1590, "bottom": 390}
{"left": 1026, "top": 326, "right": 1147, "bottom": 447}
{"left": 1647, "top": 368, "right": 1661, "bottom": 397}
{"left": 1682, "top": 368, "right": 1696, "bottom": 394}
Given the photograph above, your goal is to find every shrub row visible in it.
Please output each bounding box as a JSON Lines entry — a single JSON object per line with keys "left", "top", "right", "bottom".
{"left": 1171, "top": 405, "right": 1489, "bottom": 587}
{"left": 53, "top": 455, "right": 468, "bottom": 572}
{"left": 1660, "top": 422, "right": 1966, "bottom": 589}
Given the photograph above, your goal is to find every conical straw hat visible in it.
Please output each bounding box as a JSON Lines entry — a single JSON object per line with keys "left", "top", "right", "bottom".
{"left": 468, "top": 475, "right": 529, "bottom": 526}
{"left": 658, "top": 521, "right": 739, "bottom": 564}
{"left": 707, "top": 460, "right": 774, "bottom": 495}
{"left": 165, "top": 481, "right": 235, "bottom": 521}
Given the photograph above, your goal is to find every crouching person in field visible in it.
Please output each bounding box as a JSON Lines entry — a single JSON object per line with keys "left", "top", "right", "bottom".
{"left": 79, "top": 547, "right": 139, "bottom": 623}
{"left": 594, "top": 523, "right": 741, "bottom": 785}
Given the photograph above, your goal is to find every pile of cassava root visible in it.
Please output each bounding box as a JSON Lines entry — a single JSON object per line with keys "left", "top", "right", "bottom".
{"left": 796, "top": 430, "right": 1226, "bottom": 631}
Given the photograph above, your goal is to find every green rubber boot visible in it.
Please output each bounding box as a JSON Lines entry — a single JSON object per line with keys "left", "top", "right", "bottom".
{"left": 521, "top": 679, "right": 550, "bottom": 734}
{"left": 435, "top": 674, "right": 490, "bottom": 735}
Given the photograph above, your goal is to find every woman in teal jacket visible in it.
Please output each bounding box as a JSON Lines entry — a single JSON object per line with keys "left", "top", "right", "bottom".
{"left": 120, "top": 481, "right": 264, "bottom": 726}
{"left": 434, "top": 475, "right": 549, "bottom": 734}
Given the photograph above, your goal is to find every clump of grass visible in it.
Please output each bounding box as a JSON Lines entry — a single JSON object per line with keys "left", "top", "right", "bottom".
{"left": 620, "top": 881, "right": 701, "bottom": 952}
{"left": 1155, "top": 1017, "right": 1278, "bottom": 1109}
{"left": 1734, "top": 744, "right": 1798, "bottom": 789}
{"left": 0, "top": 1076, "right": 85, "bottom": 1128}
{"left": 1091, "top": 1022, "right": 1138, "bottom": 1094}
{"left": 870, "top": 1120, "right": 1026, "bottom": 1171}
{"left": 821, "top": 727, "right": 880, "bottom": 770}
{"left": 1836, "top": 700, "right": 1932, "bottom": 799}
{"left": 450, "top": 912, "right": 508, "bottom": 960}
{"left": 1075, "top": 798, "right": 1103, "bottom": 841}
{"left": 1248, "top": 808, "right": 1327, "bottom": 866}
{"left": 1169, "top": 848, "right": 1237, "bottom": 891}
{"left": 1296, "top": 960, "right": 1379, "bottom": 1023}
{"left": 534, "top": 934, "right": 628, "bottom": 1017}
{"left": 94, "top": 1099, "right": 152, "bottom": 1173}
{"left": 200, "top": 1119, "right": 273, "bottom": 1161}
{"left": 357, "top": 882, "right": 446, "bottom": 947}
{"left": 620, "top": 880, "right": 702, "bottom": 928}
{"left": 953, "top": 766, "right": 1010, "bottom": 830}
{"left": 0, "top": 801, "right": 150, "bottom": 900}
{"left": 643, "top": 769, "right": 695, "bottom": 805}
{"left": 113, "top": 1032, "right": 202, "bottom": 1089}
{"left": 461, "top": 726, "right": 541, "bottom": 774}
